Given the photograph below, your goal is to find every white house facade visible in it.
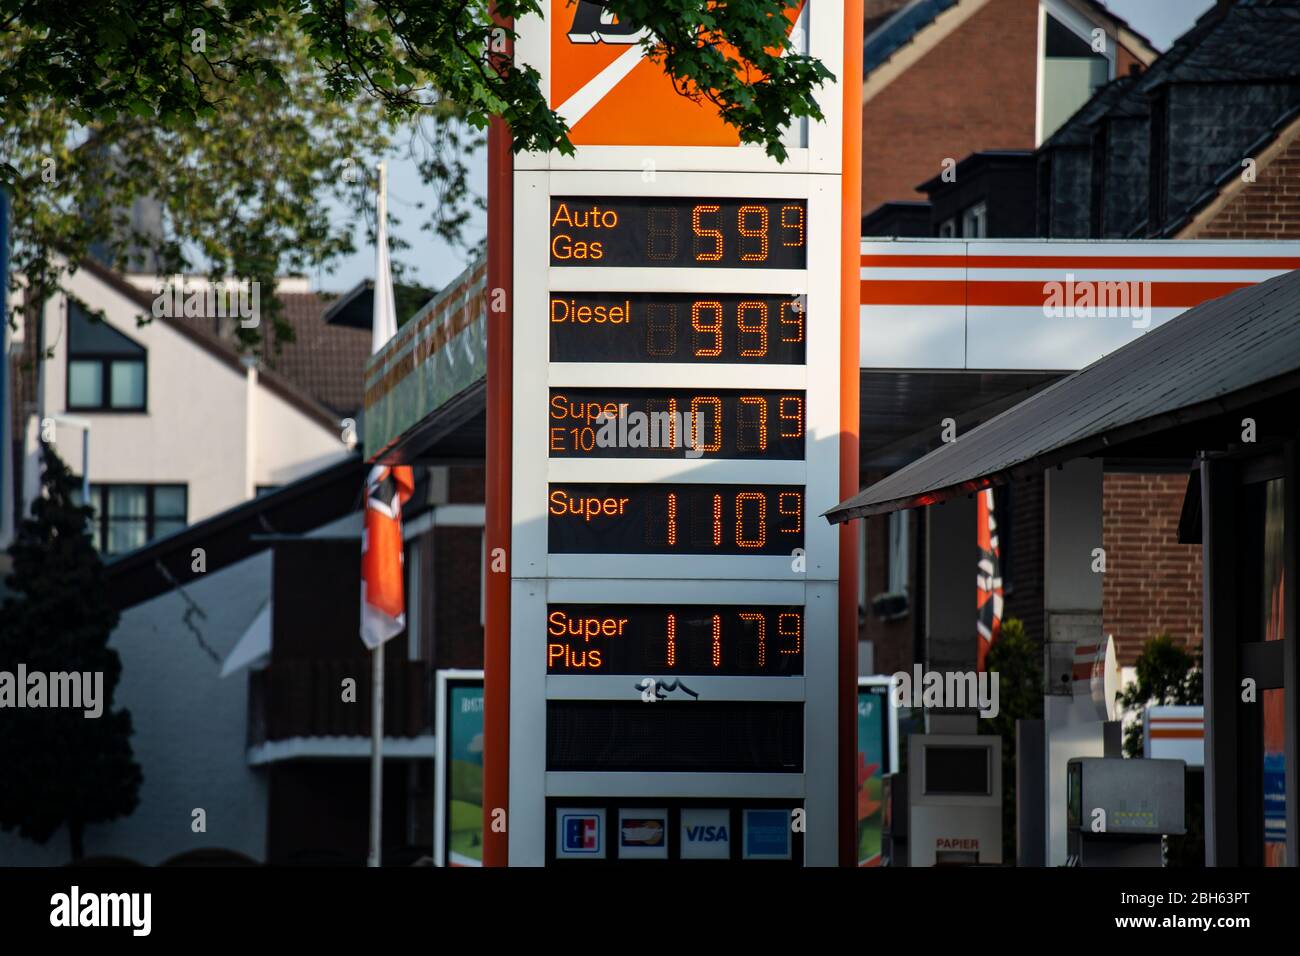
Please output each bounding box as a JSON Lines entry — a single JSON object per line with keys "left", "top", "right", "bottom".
{"left": 23, "top": 260, "right": 352, "bottom": 555}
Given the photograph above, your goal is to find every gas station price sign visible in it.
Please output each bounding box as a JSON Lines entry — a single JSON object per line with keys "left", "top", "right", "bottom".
{"left": 550, "top": 292, "right": 807, "bottom": 365}
{"left": 550, "top": 197, "right": 807, "bottom": 268}
{"left": 548, "top": 483, "right": 804, "bottom": 555}
{"left": 547, "top": 604, "right": 804, "bottom": 676}
{"left": 549, "top": 387, "right": 805, "bottom": 460}
{"left": 500, "top": 0, "right": 848, "bottom": 867}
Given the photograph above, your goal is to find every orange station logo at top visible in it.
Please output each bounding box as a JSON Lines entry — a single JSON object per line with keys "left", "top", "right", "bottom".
{"left": 549, "top": 0, "right": 807, "bottom": 148}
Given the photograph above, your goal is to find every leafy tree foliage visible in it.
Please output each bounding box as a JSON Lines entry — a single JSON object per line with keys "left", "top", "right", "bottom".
{"left": 1, "top": 25, "right": 472, "bottom": 354}
{"left": 1116, "top": 633, "right": 1202, "bottom": 758}
{"left": 1, "top": 1, "right": 828, "bottom": 354}
{"left": 981, "top": 617, "right": 1042, "bottom": 863}
{"left": 1, "top": 1, "right": 829, "bottom": 159}
{"left": 1115, "top": 634, "right": 1204, "bottom": 867}
{"left": 0, "top": 446, "right": 142, "bottom": 861}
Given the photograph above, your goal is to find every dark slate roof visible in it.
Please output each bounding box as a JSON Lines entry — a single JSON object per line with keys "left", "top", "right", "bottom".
{"left": 1137, "top": 0, "right": 1300, "bottom": 91}
{"left": 1155, "top": 102, "right": 1300, "bottom": 238}
{"left": 322, "top": 280, "right": 375, "bottom": 328}
{"left": 1106, "top": 81, "right": 1150, "bottom": 120}
{"left": 1040, "top": 75, "right": 1140, "bottom": 150}
{"left": 861, "top": 200, "right": 932, "bottom": 237}
{"left": 863, "top": 0, "right": 957, "bottom": 76}
{"left": 825, "top": 266, "right": 1300, "bottom": 522}
{"left": 1042, "top": 0, "right": 1300, "bottom": 151}
{"left": 916, "top": 149, "right": 1034, "bottom": 193}
{"left": 320, "top": 278, "right": 438, "bottom": 331}
{"left": 1129, "top": 2, "right": 1232, "bottom": 94}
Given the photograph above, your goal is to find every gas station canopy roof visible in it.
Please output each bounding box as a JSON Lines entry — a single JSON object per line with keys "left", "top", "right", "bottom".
{"left": 825, "top": 266, "right": 1300, "bottom": 523}
{"left": 364, "top": 259, "right": 487, "bottom": 463}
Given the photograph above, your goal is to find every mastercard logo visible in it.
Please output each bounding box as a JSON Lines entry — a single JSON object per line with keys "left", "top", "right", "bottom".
{"left": 549, "top": 0, "right": 806, "bottom": 147}
{"left": 620, "top": 819, "right": 666, "bottom": 846}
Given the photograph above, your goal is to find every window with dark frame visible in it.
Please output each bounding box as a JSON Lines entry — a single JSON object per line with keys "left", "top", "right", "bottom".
{"left": 77, "top": 483, "right": 187, "bottom": 555}
{"left": 960, "top": 201, "right": 988, "bottom": 239}
{"left": 66, "top": 302, "right": 147, "bottom": 412}
{"left": 871, "top": 510, "right": 911, "bottom": 621}
{"left": 886, "top": 509, "right": 910, "bottom": 596}
{"left": 1040, "top": 11, "right": 1110, "bottom": 143}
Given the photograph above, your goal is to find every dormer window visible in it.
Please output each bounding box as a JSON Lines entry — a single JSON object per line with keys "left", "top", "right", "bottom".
{"left": 66, "top": 302, "right": 147, "bottom": 412}
{"left": 1039, "top": 2, "right": 1114, "bottom": 143}
{"left": 961, "top": 201, "right": 988, "bottom": 239}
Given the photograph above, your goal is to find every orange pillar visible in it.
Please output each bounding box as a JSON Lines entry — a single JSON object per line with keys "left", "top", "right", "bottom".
{"left": 839, "top": 0, "right": 864, "bottom": 867}
{"left": 483, "top": 108, "right": 513, "bottom": 867}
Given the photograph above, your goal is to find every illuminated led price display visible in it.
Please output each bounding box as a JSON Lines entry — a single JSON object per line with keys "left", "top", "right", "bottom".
{"left": 549, "top": 388, "right": 805, "bottom": 460}
{"left": 550, "top": 292, "right": 806, "bottom": 364}
{"left": 550, "top": 197, "right": 807, "bottom": 268}
{"left": 548, "top": 483, "right": 804, "bottom": 556}
{"left": 547, "top": 604, "right": 804, "bottom": 675}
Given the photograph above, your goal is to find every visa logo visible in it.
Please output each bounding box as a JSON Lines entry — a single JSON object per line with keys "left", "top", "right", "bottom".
{"left": 685, "top": 825, "right": 729, "bottom": 842}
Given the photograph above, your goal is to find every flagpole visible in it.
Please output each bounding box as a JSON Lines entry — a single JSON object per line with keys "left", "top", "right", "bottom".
{"left": 368, "top": 639, "right": 384, "bottom": 867}
{"left": 367, "top": 161, "right": 389, "bottom": 869}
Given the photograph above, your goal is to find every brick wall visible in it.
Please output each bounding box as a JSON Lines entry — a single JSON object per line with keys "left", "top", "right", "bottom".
{"left": 858, "top": 471, "right": 1204, "bottom": 670}
{"left": 429, "top": 464, "right": 485, "bottom": 669}
{"left": 432, "top": 524, "right": 485, "bottom": 669}
{"left": 1159, "top": 84, "right": 1300, "bottom": 235}
{"left": 861, "top": 0, "right": 1039, "bottom": 214}
{"left": 1100, "top": 111, "right": 1300, "bottom": 667}
{"left": 1115, "top": 45, "right": 1143, "bottom": 80}
{"left": 1102, "top": 473, "right": 1202, "bottom": 664}
{"left": 1183, "top": 115, "right": 1300, "bottom": 240}
{"left": 448, "top": 464, "right": 485, "bottom": 503}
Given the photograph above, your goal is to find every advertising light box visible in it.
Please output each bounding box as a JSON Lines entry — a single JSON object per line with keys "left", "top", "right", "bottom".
{"left": 505, "top": 0, "right": 845, "bottom": 867}
{"left": 548, "top": 483, "right": 805, "bottom": 555}
{"left": 546, "top": 604, "right": 804, "bottom": 675}
{"left": 548, "top": 387, "right": 806, "bottom": 460}
{"left": 550, "top": 197, "right": 807, "bottom": 268}
{"left": 549, "top": 291, "right": 807, "bottom": 365}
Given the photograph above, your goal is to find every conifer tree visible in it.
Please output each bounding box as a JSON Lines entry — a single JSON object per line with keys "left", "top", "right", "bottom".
{"left": 0, "top": 446, "right": 142, "bottom": 861}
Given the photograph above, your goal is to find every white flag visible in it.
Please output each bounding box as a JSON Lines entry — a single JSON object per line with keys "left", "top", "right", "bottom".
{"left": 372, "top": 162, "right": 398, "bottom": 353}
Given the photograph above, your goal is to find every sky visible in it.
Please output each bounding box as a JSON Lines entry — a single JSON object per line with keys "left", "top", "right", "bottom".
{"left": 317, "top": 0, "right": 1219, "bottom": 298}
{"left": 310, "top": 139, "right": 488, "bottom": 298}
{"left": 1101, "top": 0, "right": 1216, "bottom": 50}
